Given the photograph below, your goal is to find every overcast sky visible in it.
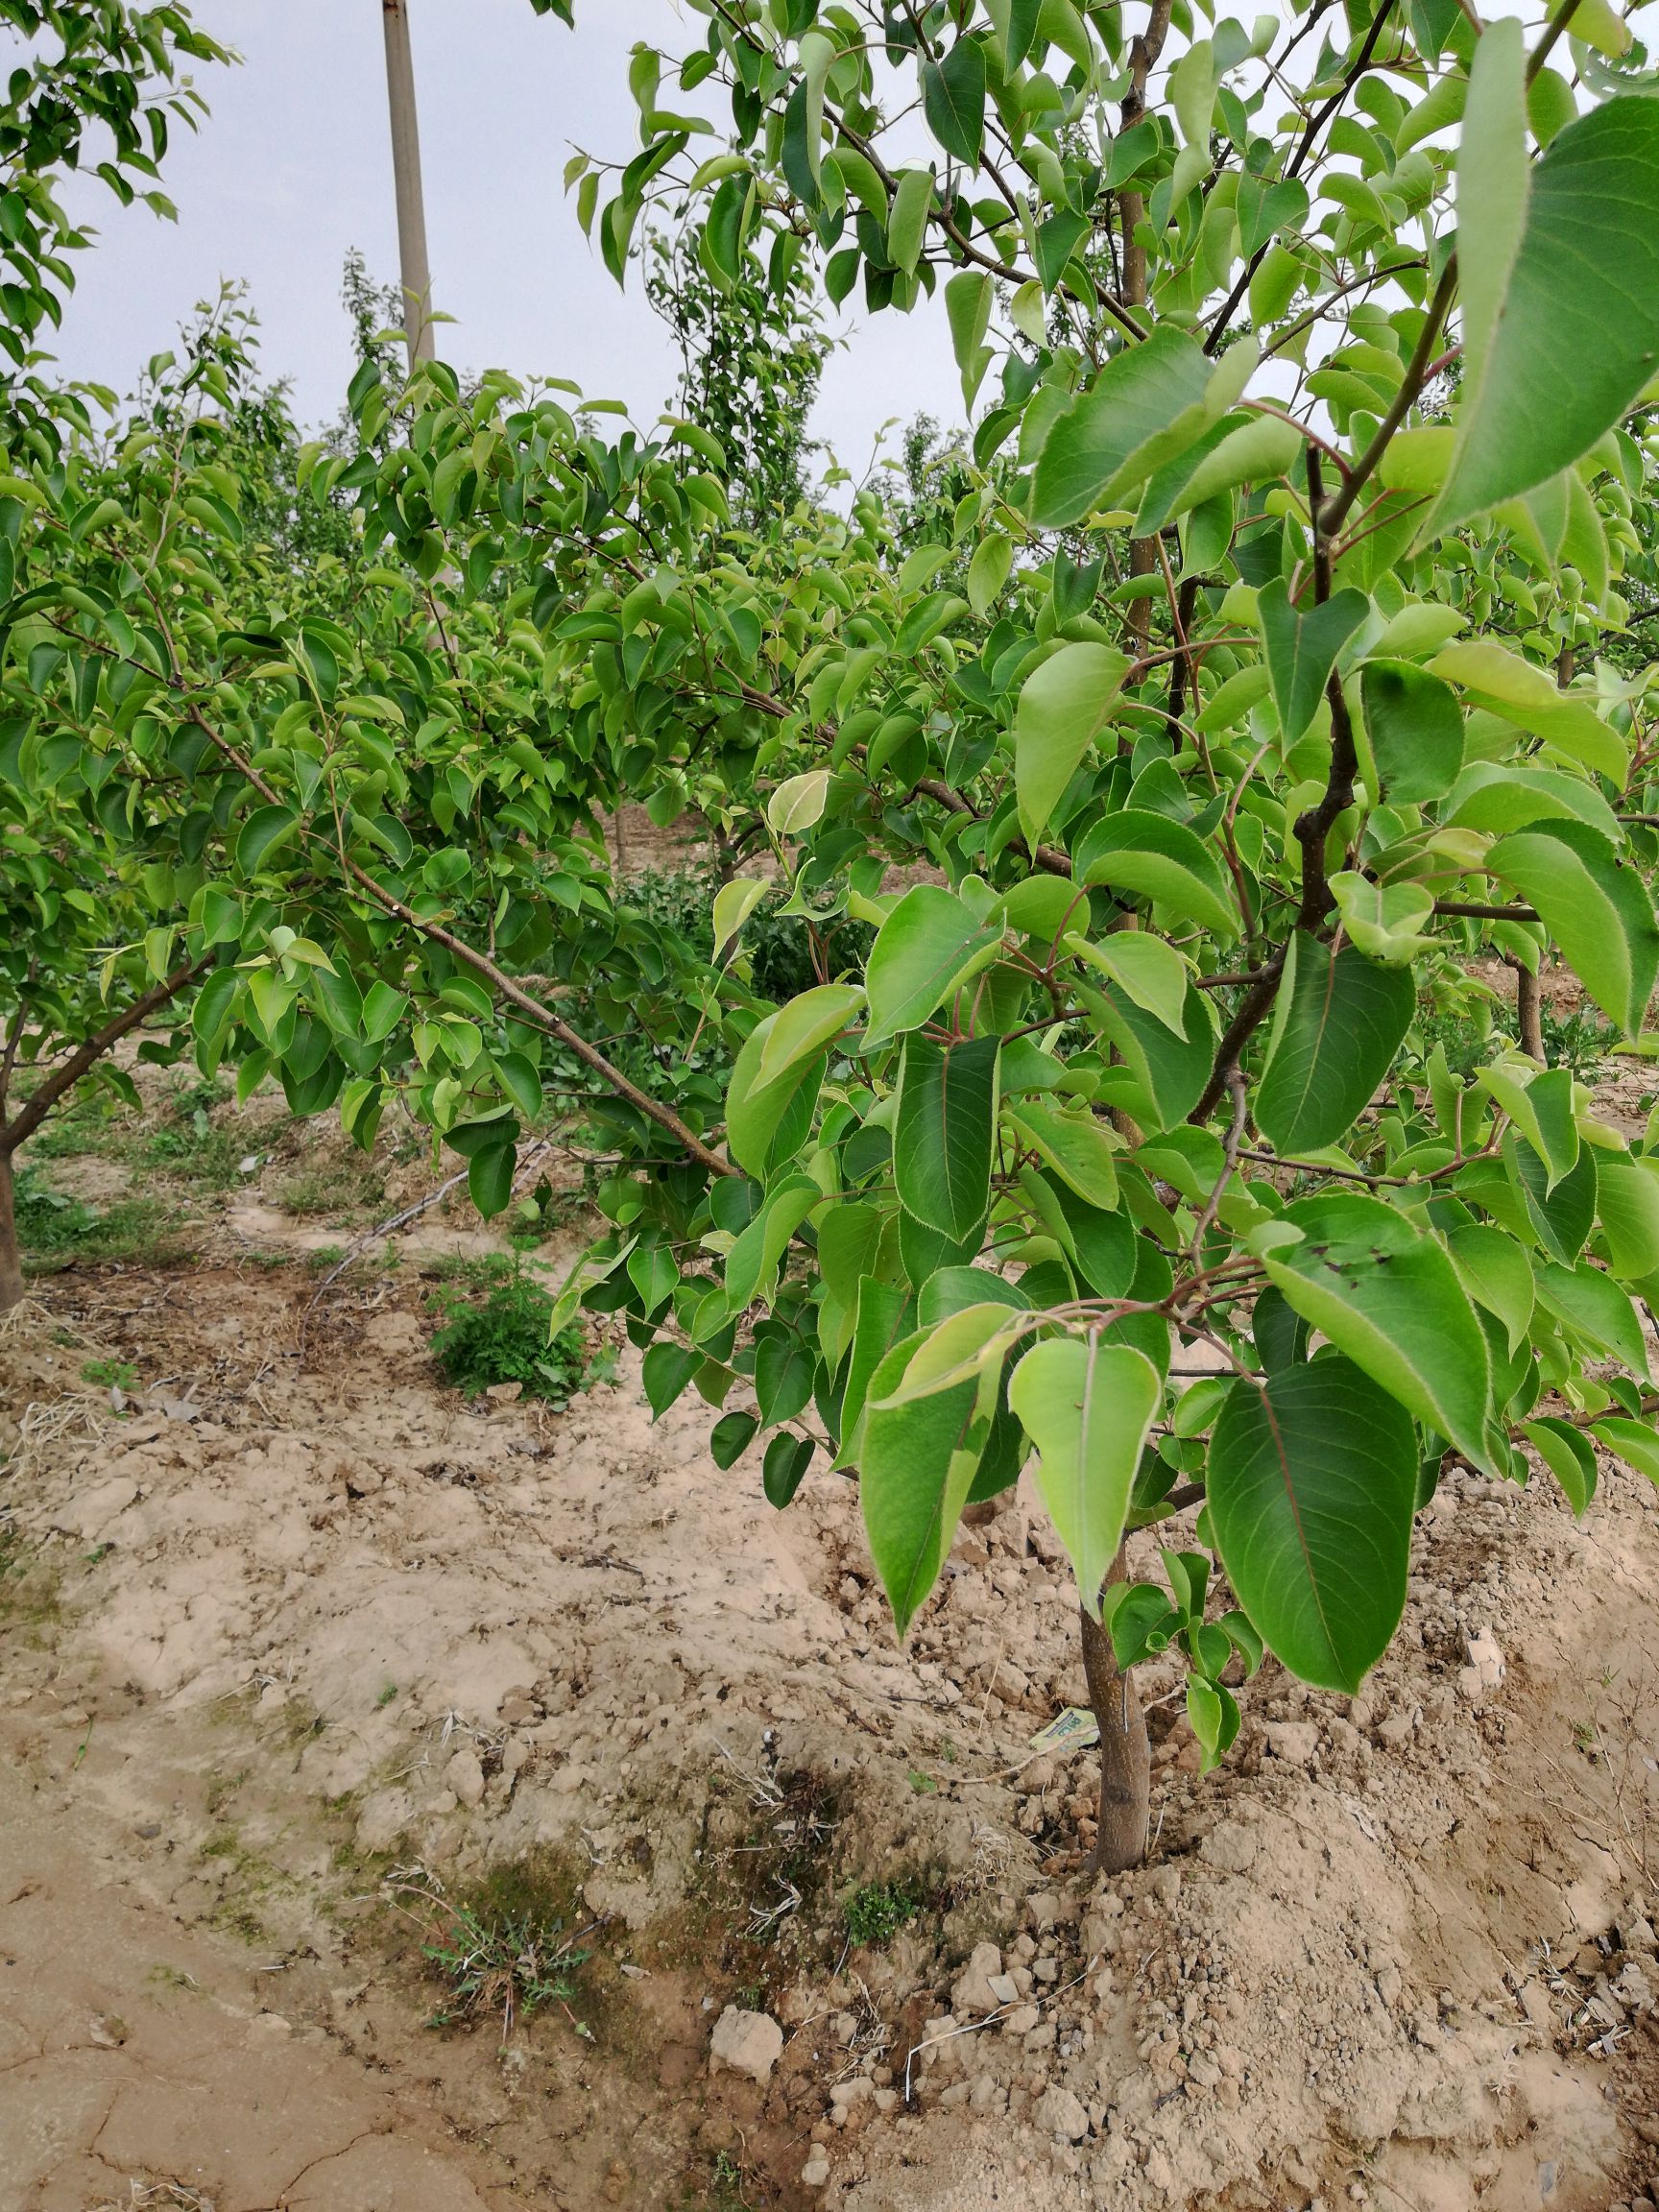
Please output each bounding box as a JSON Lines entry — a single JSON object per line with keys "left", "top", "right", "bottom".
{"left": 40, "top": 0, "right": 964, "bottom": 471}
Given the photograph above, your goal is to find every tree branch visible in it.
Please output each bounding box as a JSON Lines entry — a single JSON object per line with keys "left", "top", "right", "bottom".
{"left": 0, "top": 956, "right": 209, "bottom": 1158}
{"left": 180, "top": 706, "right": 738, "bottom": 1179}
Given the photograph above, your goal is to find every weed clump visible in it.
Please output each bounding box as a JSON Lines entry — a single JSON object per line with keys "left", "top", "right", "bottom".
{"left": 843, "top": 1875, "right": 929, "bottom": 1949}
{"left": 392, "top": 1860, "right": 600, "bottom": 2038}
{"left": 425, "top": 1255, "right": 613, "bottom": 1405}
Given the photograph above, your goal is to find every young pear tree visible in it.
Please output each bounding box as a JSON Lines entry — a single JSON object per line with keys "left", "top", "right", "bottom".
{"left": 561, "top": 0, "right": 1659, "bottom": 1870}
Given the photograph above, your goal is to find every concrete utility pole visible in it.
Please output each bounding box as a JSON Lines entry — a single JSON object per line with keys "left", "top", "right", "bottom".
{"left": 381, "top": 0, "right": 435, "bottom": 367}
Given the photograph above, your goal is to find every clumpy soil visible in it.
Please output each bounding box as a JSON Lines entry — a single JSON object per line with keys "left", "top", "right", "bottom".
{"left": 3, "top": 1104, "right": 1659, "bottom": 2211}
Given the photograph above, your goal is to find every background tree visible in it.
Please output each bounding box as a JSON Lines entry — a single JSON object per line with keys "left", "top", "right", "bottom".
{"left": 0, "top": 0, "right": 228, "bottom": 445}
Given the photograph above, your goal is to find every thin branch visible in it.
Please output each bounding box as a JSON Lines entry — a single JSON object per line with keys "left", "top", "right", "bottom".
{"left": 180, "top": 705, "right": 737, "bottom": 1178}
{"left": 0, "top": 956, "right": 208, "bottom": 1158}
{"left": 1318, "top": 254, "right": 1457, "bottom": 537}
{"left": 1528, "top": 0, "right": 1587, "bottom": 82}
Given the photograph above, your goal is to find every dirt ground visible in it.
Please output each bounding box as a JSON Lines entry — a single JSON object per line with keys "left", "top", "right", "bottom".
{"left": 3, "top": 1044, "right": 1659, "bottom": 2212}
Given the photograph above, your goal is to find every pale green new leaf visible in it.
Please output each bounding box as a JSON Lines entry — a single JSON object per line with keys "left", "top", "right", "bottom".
{"left": 1008, "top": 1336, "right": 1161, "bottom": 1618}
{"left": 1015, "top": 641, "right": 1130, "bottom": 849}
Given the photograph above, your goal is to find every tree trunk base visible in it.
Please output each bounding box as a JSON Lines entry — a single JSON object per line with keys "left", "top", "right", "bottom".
{"left": 1077, "top": 1550, "right": 1150, "bottom": 1875}
{"left": 0, "top": 1149, "right": 22, "bottom": 1316}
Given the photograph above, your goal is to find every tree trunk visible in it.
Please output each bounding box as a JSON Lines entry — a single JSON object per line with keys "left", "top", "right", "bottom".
{"left": 1516, "top": 963, "right": 1545, "bottom": 1062}
{"left": 1078, "top": 1542, "right": 1150, "bottom": 1874}
{"left": 0, "top": 1148, "right": 22, "bottom": 1315}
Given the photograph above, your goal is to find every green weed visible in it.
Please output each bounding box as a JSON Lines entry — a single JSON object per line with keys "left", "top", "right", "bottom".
{"left": 425, "top": 1260, "right": 613, "bottom": 1403}
{"left": 395, "top": 1863, "right": 596, "bottom": 2037}
{"left": 843, "top": 1876, "right": 928, "bottom": 1949}
{"left": 13, "top": 1169, "right": 191, "bottom": 1273}
{"left": 81, "top": 1358, "right": 139, "bottom": 1391}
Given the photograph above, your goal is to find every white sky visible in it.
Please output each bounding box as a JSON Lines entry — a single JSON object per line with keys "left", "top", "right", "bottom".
{"left": 41, "top": 0, "right": 964, "bottom": 470}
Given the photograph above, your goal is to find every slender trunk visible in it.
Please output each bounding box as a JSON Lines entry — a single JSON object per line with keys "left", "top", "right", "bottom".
{"left": 1078, "top": 1542, "right": 1150, "bottom": 1873}
{"left": 1516, "top": 963, "right": 1545, "bottom": 1062}
{"left": 382, "top": 0, "right": 435, "bottom": 368}
{"left": 0, "top": 1148, "right": 22, "bottom": 1315}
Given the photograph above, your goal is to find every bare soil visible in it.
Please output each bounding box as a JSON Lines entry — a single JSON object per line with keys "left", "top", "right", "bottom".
{"left": 3, "top": 1071, "right": 1659, "bottom": 2212}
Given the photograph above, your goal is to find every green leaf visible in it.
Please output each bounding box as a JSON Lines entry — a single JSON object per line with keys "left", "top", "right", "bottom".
{"left": 1430, "top": 640, "right": 1626, "bottom": 781}
{"left": 763, "top": 1431, "right": 815, "bottom": 1508}
{"left": 1067, "top": 929, "right": 1190, "bottom": 1033}
{"left": 1488, "top": 821, "right": 1659, "bottom": 1034}
{"left": 1029, "top": 325, "right": 1214, "bottom": 530}
{"left": 1435, "top": 93, "right": 1659, "bottom": 530}
{"left": 1014, "top": 642, "right": 1130, "bottom": 848}
{"left": 1008, "top": 1337, "right": 1161, "bottom": 1618}
{"left": 922, "top": 36, "right": 986, "bottom": 167}
{"left": 726, "top": 1015, "right": 826, "bottom": 1176}
{"left": 756, "top": 1331, "right": 816, "bottom": 1425}
{"left": 1329, "top": 875, "right": 1436, "bottom": 967}
{"left": 468, "top": 1143, "right": 516, "bottom": 1219}
{"left": 1006, "top": 1097, "right": 1118, "bottom": 1210}
{"left": 1590, "top": 1415, "right": 1659, "bottom": 1489}
{"left": 945, "top": 268, "right": 994, "bottom": 407}
{"left": 1258, "top": 579, "right": 1368, "bottom": 746}
{"left": 236, "top": 804, "right": 301, "bottom": 876}
{"left": 918, "top": 1267, "right": 1031, "bottom": 1326}
{"left": 1359, "top": 661, "right": 1464, "bottom": 804}
{"left": 1476, "top": 1063, "right": 1577, "bottom": 1191}
{"left": 1520, "top": 1415, "right": 1598, "bottom": 1518}
{"left": 839, "top": 1275, "right": 915, "bottom": 1460}
{"left": 863, "top": 885, "right": 1004, "bottom": 1046}
{"left": 643, "top": 1341, "right": 701, "bottom": 1418}
{"left": 1594, "top": 1154, "right": 1659, "bottom": 1280}
{"left": 1506, "top": 1131, "right": 1599, "bottom": 1264}
{"left": 1255, "top": 934, "right": 1415, "bottom": 1155}
{"left": 723, "top": 1174, "right": 820, "bottom": 1311}
{"left": 711, "top": 1410, "right": 758, "bottom": 1468}
{"left": 895, "top": 1033, "right": 999, "bottom": 1239}
{"left": 713, "top": 877, "right": 769, "bottom": 961}
{"left": 859, "top": 1334, "right": 994, "bottom": 1635}
{"left": 1445, "top": 1223, "right": 1535, "bottom": 1355}
{"left": 1093, "top": 978, "right": 1217, "bottom": 1133}
{"left": 1074, "top": 809, "right": 1240, "bottom": 940}
{"left": 1534, "top": 1259, "right": 1648, "bottom": 1374}
{"left": 757, "top": 982, "right": 864, "bottom": 1087}
{"left": 887, "top": 167, "right": 933, "bottom": 275}
{"left": 1135, "top": 413, "right": 1303, "bottom": 537}
{"left": 1208, "top": 1356, "right": 1417, "bottom": 1694}
{"left": 1262, "top": 1192, "right": 1493, "bottom": 1468}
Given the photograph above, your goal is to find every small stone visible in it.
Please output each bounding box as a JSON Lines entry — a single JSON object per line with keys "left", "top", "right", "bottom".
{"left": 1199, "top": 1821, "right": 1257, "bottom": 1876}
{"left": 1035, "top": 2084, "right": 1091, "bottom": 2143}
{"left": 249, "top": 2012, "right": 292, "bottom": 2038}
{"left": 446, "top": 1747, "right": 486, "bottom": 1808}
{"left": 709, "top": 2006, "right": 783, "bottom": 2085}
{"left": 802, "top": 2147, "right": 831, "bottom": 2189}
{"left": 1003, "top": 2004, "right": 1041, "bottom": 2035}
{"left": 134, "top": 1821, "right": 161, "bottom": 1840}
{"left": 1265, "top": 1720, "right": 1319, "bottom": 1767}
{"left": 986, "top": 1973, "right": 1021, "bottom": 2007}
{"left": 1028, "top": 1891, "right": 1061, "bottom": 1935}
{"left": 485, "top": 1381, "right": 523, "bottom": 1403}
{"left": 952, "top": 1940, "right": 1003, "bottom": 2016}
{"left": 1145, "top": 1863, "right": 1181, "bottom": 1908}
{"left": 87, "top": 2014, "right": 126, "bottom": 2049}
